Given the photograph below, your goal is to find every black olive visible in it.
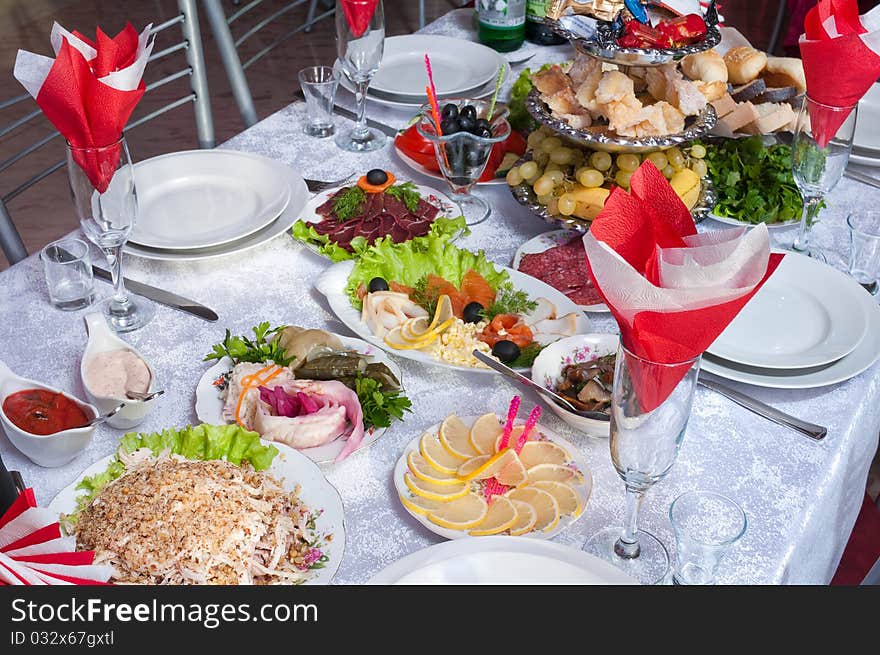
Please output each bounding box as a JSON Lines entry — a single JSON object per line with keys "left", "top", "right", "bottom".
{"left": 441, "top": 103, "right": 458, "bottom": 120}
{"left": 462, "top": 301, "right": 484, "bottom": 324}
{"left": 459, "top": 105, "right": 477, "bottom": 122}
{"left": 368, "top": 277, "right": 389, "bottom": 293}
{"left": 366, "top": 169, "right": 388, "bottom": 185}
{"left": 440, "top": 118, "right": 460, "bottom": 135}
{"left": 492, "top": 340, "right": 521, "bottom": 364}
{"left": 475, "top": 118, "right": 492, "bottom": 132}
{"left": 465, "top": 148, "right": 484, "bottom": 168}
{"left": 457, "top": 116, "right": 476, "bottom": 133}
{"left": 475, "top": 127, "right": 493, "bottom": 139}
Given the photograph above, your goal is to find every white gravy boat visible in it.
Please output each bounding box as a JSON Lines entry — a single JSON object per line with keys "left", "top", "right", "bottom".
{"left": 80, "top": 313, "right": 159, "bottom": 430}
{"left": 0, "top": 359, "right": 98, "bottom": 467}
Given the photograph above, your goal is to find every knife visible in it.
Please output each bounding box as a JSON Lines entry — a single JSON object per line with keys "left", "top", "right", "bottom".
{"left": 92, "top": 266, "right": 219, "bottom": 322}
{"left": 292, "top": 89, "right": 399, "bottom": 138}
{"left": 844, "top": 168, "right": 880, "bottom": 190}
{"left": 698, "top": 375, "right": 827, "bottom": 441}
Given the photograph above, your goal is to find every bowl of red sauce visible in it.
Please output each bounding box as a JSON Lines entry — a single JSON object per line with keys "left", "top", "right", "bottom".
{"left": 0, "top": 360, "right": 97, "bottom": 467}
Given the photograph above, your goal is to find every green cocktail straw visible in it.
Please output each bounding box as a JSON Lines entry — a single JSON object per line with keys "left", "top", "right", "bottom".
{"left": 487, "top": 65, "right": 505, "bottom": 120}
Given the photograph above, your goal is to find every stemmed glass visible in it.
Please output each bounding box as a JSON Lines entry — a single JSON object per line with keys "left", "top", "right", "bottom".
{"left": 417, "top": 99, "right": 511, "bottom": 226}
{"left": 583, "top": 342, "right": 701, "bottom": 584}
{"left": 67, "top": 136, "right": 153, "bottom": 332}
{"left": 335, "top": 0, "right": 385, "bottom": 152}
{"left": 790, "top": 97, "right": 858, "bottom": 261}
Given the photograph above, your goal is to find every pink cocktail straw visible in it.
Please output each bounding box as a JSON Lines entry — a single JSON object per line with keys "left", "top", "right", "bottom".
{"left": 498, "top": 395, "right": 520, "bottom": 451}
{"left": 515, "top": 405, "right": 542, "bottom": 453}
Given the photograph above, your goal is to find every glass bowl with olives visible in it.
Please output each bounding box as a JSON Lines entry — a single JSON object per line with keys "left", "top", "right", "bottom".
{"left": 417, "top": 99, "right": 511, "bottom": 226}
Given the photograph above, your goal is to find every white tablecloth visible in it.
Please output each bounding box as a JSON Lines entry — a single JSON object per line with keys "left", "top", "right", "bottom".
{"left": 1, "top": 10, "right": 878, "bottom": 585}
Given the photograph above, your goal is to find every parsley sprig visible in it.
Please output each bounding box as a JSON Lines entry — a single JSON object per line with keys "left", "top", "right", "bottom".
{"left": 482, "top": 285, "right": 538, "bottom": 321}
{"left": 384, "top": 182, "right": 421, "bottom": 212}
{"left": 700, "top": 137, "right": 806, "bottom": 225}
{"left": 332, "top": 186, "right": 367, "bottom": 221}
{"left": 355, "top": 374, "right": 413, "bottom": 429}
{"left": 204, "top": 322, "right": 294, "bottom": 366}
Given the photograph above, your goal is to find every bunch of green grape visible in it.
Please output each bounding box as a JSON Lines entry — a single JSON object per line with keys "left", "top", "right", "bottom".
{"left": 506, "top": 126, "right": 708, "bottom": 206}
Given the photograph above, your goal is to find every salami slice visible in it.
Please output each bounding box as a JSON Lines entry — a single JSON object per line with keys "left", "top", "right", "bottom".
{"left": 517, "top": 236, "right": 603, "bottom": 306}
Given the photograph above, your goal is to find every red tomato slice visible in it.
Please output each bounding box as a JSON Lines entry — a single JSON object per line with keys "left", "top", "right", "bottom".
{"left": 504, "top": 130, "right": 527, "bottom": 156}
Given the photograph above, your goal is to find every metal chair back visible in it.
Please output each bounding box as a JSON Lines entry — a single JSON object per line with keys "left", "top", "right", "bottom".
{"left": 0, "top": 0, "right": 214, "bottom": 266}
{"left": 202, "top": 0, "right": 336, "bottom": 128}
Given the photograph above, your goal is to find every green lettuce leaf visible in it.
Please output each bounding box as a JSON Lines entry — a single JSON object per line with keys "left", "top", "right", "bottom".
{"left": 63, "top": 424, "right": 277, "bottom": 532}
{"left": 291, "top": 215, "right": 467, "bottom": 262}
{"left": 345, "top": 227, "right": 508, "bottom": 308}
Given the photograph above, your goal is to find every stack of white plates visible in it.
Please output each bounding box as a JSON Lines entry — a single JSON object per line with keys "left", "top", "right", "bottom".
{"left": 367, "top": 537, "right": 638, "bottom": 585}
{"left": 124, "top": 150, "right": 308, "bottom": 262}
{"left": 851, "top": 83, "right": 880, "bottom": 167}
{"left": 704, "top": 253, "right": 880, "bottom": 389}
{"left": 338, "top": 35, "right": 509, "bottom": 109}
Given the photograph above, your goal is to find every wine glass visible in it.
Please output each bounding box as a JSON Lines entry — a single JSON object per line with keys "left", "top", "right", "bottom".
{"left": 417, "top": 99, "right": 511, "bottom": 225}
{"left": 583, "top": 342, "right": 701, "bottom": 585}
{"left": 335, "top": 0, "right": 385, "bottom": 152}
{"left": 790, "top": 97, "right": 858, "bottom": 261}
{"left": 67, "top": 136, "right": 153, "bottom": 332}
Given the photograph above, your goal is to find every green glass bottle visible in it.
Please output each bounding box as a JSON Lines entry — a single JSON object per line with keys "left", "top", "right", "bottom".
{"left": 525, "top": 0, "right": 566, "bottom": 45}
{"left": 477, "top": 0, "right": 526, "bottom": 53}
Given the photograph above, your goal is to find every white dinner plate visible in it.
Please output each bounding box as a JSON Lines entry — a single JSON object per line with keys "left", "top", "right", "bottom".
{"left": 370, "top": 35, "right": 503, "bottom": 98}
{"left": 393, "top": 416, "right": 592, "bottom": 541}
{"left": 702, "top": 278, "right": 880, "bottom": 389}
{"left": 340, "top": 61, "right": 510, "bottom": 110}
{"left": 368, "top": 537, "right": 637, "bottom": 584}
{"left": 393, "top": 143, "right": 508, "bottom": 186}
{"left": 194, "top": 335, "right": 403, "bottom": 464}
{"left": 512, "top": 230, "right": 609, "bottom": 312}
{"left": 123, "top": 164, "right": 308, "bottom": 262}
{"left": 130, "top": 150, "right": 292, "bottom": 250}
{"left": 854, "top": 83, "right": 880, "bottom": 152}
{"left": 849, "top": 151, "right": 880, "bottom": 168}
{"left": 294, "top": 182, "right": 461, "bottom": 259}
{"left": 707, "top": 213, "right": 799, "bottom": 230}
{"left": 47, "top": 440, "right": 345, "bottom": 584}
{"left": 314, "top": 260, "right": 592, "bottom": 374}
{"left": 708, "top": 254, "right": 869, "bottom": 370}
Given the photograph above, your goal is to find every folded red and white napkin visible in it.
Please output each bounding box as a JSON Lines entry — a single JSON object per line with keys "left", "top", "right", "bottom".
{"left": 341, "top": 0, "right": 379, "bottom": 38}
{"left": 583, "top": 161, "right": 782, "bottom": 409}
{"left": 13, "top": 22, "right": 153, "bottom": 192}
{"left": 800, "top": 0, "right": 880, "bottom": 147}
{"left": 0, "top": 488, "right": 113, "bottom": 585}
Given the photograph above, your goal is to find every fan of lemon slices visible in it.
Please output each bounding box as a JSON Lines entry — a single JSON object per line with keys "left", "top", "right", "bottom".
{"left": 384, "top": 295, "right": 455, "bottom": 350}
{"left": 398, "top": 413, "right": 588, "bottom": 537}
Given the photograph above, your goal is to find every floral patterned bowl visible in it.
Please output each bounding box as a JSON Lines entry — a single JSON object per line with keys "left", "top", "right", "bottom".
{"left": 531, "top": 333, "right": 619, "bottom": 438}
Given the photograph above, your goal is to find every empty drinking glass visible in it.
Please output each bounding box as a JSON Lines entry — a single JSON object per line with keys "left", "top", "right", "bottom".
{"left": 299, "top": 66, "right": 338, "bottom": 137}
{"left": 790, "top": 98, "right": 858, "bottom": 261}
{"left": 335, "top": 0, "right": 386, "bottom": 152}
{"left": 67, "top": 136, "right": 153, "bottom": 332}
{"left": 40, "top": 237, "right": 95, "bottom": 310}
{"left": 583, "top": 342, "right": 701, "bottom": 585}
{"left": 847, "top": 211, "right": 880, "bottom": 295}
{"left": 669, "top": 491, "right": 747, "bottom": 585}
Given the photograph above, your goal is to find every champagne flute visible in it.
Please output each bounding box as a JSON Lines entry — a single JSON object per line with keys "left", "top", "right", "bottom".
{"left": 583, "top": 343, "right": 701, "bottom": 584}
{"left": 335, "top": 0, "right": 385, "bottom": 152}
{"left": 67, "top": 136, "right": 153, "bottom": 332}
{"left": 790, "top": 97, "right": 858, "bottom": 261}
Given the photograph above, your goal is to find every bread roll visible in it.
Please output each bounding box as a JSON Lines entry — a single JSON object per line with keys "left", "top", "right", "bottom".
{"left": 762, "top": 56, "right": 806, "bottom": 94}
{"left": 724, "top": 47, "right": 768, "bottom": 85}
{"left": 681, "top": 50, "right": 728, "bottom": 84}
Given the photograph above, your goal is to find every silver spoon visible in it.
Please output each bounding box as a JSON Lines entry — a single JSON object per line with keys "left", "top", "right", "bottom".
{"left": 125, "top": 389, "right": 165, "bottom": 402}
{"left": 472, "top": 350, "right": 610, "bottom": 421}
{"left": 77, "top": 403, "right": 126, "bottom": 428}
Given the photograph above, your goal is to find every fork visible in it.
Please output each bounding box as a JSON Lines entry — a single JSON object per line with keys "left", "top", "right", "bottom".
{"left": 304, "top": 174, "right": 355, "bottom": 194}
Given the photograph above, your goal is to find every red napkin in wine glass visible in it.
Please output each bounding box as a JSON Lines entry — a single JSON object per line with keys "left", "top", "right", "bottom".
{"left": 799, "top": 0, "right": 880, "bottom": 147}
{"left": 341, "top": 0, "right": 380, "bottom": 38}
{"left": 582, "top": 161, "right": 783, "bottom": 410}
{"left": 13, "top": 22, "right": 154, "bottom": 193}
{"left": 0, "top": 488, "right": 113, "bottom": 585}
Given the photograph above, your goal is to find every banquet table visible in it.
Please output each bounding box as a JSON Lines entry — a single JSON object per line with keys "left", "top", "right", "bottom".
{"left": 1, "top": 9, "right": 879, "bottom": 585}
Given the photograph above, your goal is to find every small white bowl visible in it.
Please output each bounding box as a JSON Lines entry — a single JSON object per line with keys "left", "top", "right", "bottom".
{"left": 80, "top": 313, "right": 158, "bottom": 430}
{"left": 0, "top": 359, "right": 98, "bottom": 467}
{"left": 531, "top": 333, "right": 619, "bottom": 438}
